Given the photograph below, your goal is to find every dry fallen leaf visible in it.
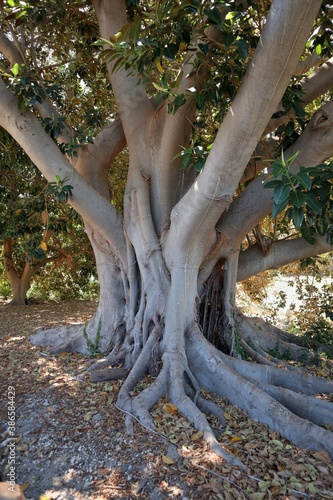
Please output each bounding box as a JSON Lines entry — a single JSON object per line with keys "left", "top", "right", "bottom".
{"left": 162, "top": 455, "right": 175, "bottom": 464}
{"left": 312, "top": 450, "right": 331, "bottom": 463}
{"left": 96, "top": 468, "right": 111, "bottom": 475}
{"left": 163, "top": 403, "right": 178, "bottom": 415}
{"left": 83, "top": 412, "right": 93, "bottom": 421}
{"left": 2, "top": 301, "right": 333, "bottom": 500}
{"left": 20, "top": 483, "right": 30, "bottom": 492}
{"left": 191, "top": 431, "right": 204, "bottom": 441}
{"left": 230, "top": 436, "right": 242, "bottom": 443}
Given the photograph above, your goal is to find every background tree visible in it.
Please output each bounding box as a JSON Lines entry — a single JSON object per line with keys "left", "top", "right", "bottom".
{"left": 0, "top": 0, "right": 333, "bottom": 465}
{"left": 0, "top": 129, "right": 96, "bottom": 304}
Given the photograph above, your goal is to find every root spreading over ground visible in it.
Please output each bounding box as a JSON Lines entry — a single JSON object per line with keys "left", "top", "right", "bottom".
{"left": 30, "top": 291, "right": 333, "bottom": 467}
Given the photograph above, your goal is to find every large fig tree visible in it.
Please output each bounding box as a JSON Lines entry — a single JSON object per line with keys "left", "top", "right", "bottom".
{"left": 1, "top": 0, "right": 333, "bottom": 465}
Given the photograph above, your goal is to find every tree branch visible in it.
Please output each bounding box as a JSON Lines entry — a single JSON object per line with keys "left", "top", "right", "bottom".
{"left": 0, "top": 77, "right": 127, "bottom": 266}
{"left": 0, "top": 30, "right": 73, "bottom": 144}
{"left": 197, "top": 98, "right": 333, "bottom": 285}
{"left": 237, "top": 235, "right": 332, "bottom": 281}
{"left": 165, "top": 0, "right": 322, "bottom": 260}
{"left": 76, "top": 119, "right": 126, "bottom": 198}
{"left": 217, "top": 98, "right": 333, "bottom": 249}
{"left": 0, "top": 30, "right": 24, "bottom": 65}
{"left": 92, "top": 0, "right": 153, "bottom": 140}
{"left": 265, "top": 56, "right": 333, "bottom": 135}
{"left": 302, "top": 56, "right": 333, "bottom": 103}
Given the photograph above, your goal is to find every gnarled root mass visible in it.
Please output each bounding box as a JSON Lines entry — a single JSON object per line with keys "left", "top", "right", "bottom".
{"left": 30, "top": 300, "right": 333, "bottom": 467}
{"left": 83, "top": 318, "right": 333, "bottom": 466}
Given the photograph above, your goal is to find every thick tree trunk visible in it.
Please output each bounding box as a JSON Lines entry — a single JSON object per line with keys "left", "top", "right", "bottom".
{"left": 31, "top": 226, "right": 126, "bottom": 354}
{"left": 2, "top": 0, "right": 332, "bottom": 467}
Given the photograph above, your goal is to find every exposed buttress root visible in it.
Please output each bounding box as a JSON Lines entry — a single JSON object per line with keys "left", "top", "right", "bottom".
{"left": 235, "top": 310, "right": 323, "bottom": 364}
{"left": 115, "top": 346, "right": 246, "bottom": 468}
{"left": 30, "top": 324, "right": 90, "bottom": 354}
{"left": 187, "top": 326, "right": 333, "bottom": 459}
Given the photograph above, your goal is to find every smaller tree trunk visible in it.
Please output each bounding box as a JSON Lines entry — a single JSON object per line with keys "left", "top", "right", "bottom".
{"left": 9, "top": 279, "right": 31, "bottom": 305}
{"left": 3, "top": 239, "right": 34, "bottom": 305}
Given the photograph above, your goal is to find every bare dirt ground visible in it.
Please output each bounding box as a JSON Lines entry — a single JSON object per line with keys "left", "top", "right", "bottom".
{"left": 0, "top": 299, "right": 333, "bottom": 500}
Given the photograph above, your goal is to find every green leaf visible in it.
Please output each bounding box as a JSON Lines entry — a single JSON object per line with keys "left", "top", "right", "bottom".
{"left": 295, "top": 171, "right": 311, "bottom": 190}
{"left": 225, "top": 11, "right": 238, "bottom": 22}
{"left": 292, "top": 99, "right": 306, "bottom": 118}
{"left": 273, "top": 184, "right": 291, "bottom": 206}
{"left": 196, "top": 92, "right": 206, "bottom": 111}
{"left": 304, "top": 193, "right": 323, "bottom": 214}
{"left": 235, "top": 38, "right": 248, "bottom": 60}
{"left": 315, "top": 214, "right": 329, "bottom": 236}
{"left": 286, "top": 149, "right": 300, "bottom": 166}
{"left": 285, "top": 121, "right": 294, "bottom": 136}
{"left": 264, "top": 179, "right": 283, "bottom": 189}
{"left": 152, "top": 81, "right": 168, "bottom": 92}
{"left": 129, "top": 17, "right": 142, "bottom": 43}
{"left": 221, "top": 32, "right": 235, "bottom": 49}
{"left": 111, "top": 23, "right": 131, "bottom": 43}
{"left": 272, "top": 111, "right": 286, "bottom": 119}
{"left": 193, "top": 157, "right": 205, "bottom": 172}
{"left": 172, "top": 94, "right": 186, "bottom": 114}
{"left": 163, "top": 43, "right": 179, "bottom": 60}
{"left": 289, "top": 190, "right": 305, "bottom": 209}
{"left": 291, "top": 207, "right": 304, "bottom": 228}
{"left": 180, "top": 153, "right": 192, "bottom": 170}
{"left": 301, "top": 224, "right": 315, "bottom": 244}
{"left": 112, "top": 56, "right": 126, "bottom": 72}
{"left": 272, "top": 198, "right": 288, "bottom": 218}
{"left": 272, "top": 161, "right": 285, "bottom": 178}
{"left": 11, "top": 63, "right": 20, "bottom": 76}
{"left": 206, "top": 7, "right": 223, "bottom": 26}
{"left": 318, "top": 183, "right": 331, "bottom": 200}
{"left": 170, "top": 70, "right": 183, "bottom": 89}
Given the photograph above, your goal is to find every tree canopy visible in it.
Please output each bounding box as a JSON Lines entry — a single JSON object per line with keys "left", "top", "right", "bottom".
{"left": 0, "top": 0, "right": 333, "bottom": 465}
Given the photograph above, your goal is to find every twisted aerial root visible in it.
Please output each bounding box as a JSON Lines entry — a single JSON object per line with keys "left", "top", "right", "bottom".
{"left": 116, "top": 329, "right": 160, "bottom": 412}
{"left": 184, "top": 383, "right": 226, "bottom": 428}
